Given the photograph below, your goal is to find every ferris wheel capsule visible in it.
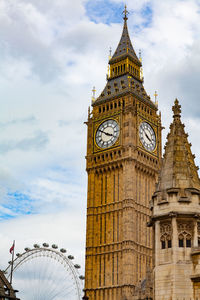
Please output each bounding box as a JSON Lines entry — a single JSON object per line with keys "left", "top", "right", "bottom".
{"left": 42, "top": 243, "right": 49, "bottom": 247}
{"left": 74, "top": 264, "right": 81, "bottom": 269}
{"left": 52, "top": 244, "right": 58, "bottom": 249}
{"left": 24, "top": 247, "right": 30, "bottom": 251}
{"left": 68, "top": 255, "right": 74, "bottom": 260}
{"left": 60, "top": 248, "right": 66, "bottom": 253}
{"left": 33, "top": 244, "right": 40, "bottom": 248}
{"left": 79, "top": 275, "right": 85, "bottom": 280}
{"left": 16, "top": 253, "right": 21, "bottom": 257}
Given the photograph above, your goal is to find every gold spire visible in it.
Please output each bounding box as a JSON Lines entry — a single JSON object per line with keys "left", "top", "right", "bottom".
{"left": 123, "top": 4, "right": 129, "bottom": 21}
{"left": 159, "top": 99, "right": 200, "bottom": 191}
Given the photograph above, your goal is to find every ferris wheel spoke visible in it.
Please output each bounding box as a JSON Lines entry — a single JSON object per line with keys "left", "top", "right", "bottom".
{"left": 48, "top": 282, "right": 76, "bottom": 300}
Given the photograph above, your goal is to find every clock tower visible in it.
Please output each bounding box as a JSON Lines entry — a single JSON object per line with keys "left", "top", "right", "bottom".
{"left": 84, "top": 7, "right": 162, "bottom": 300}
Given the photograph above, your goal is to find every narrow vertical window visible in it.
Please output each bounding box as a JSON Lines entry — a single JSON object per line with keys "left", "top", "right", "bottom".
{"left": 113, "top": 174, "right": 115, "bottom": 202}
{"left": 112, "top": 254, "right": 114, "bottom": 285}
{"left": 179, "top": 238, "right": 184, "bottom": 247}
{"left": 139, "top": 173, "right": 141, "bottom": 203}
{"left": 117, "top": 212, "right": 119, "bottom": 241}
{"left": 117, "top": 253, "right": 119, "bottom": 284}
{"left": 113, "top": 213, "right": 115, "bottom": 242}
{"left": 186, "top": 238, "right": 191, "bottom": 248}
{"left": 99, "top": 255, "right": 101, "bottom": 286}
{"left": 161, "top": 240, "right": 166, "bottom": 249}
{"left": 145, "top": 178, "right": 147, "bottom": 206}
{"left": 118, "top": 170, "right": 119, "bottom": 202}
{"left": 101, "top": 175, "right": 103, "bottom": 205}
{"left": 100, "top": 215, "right": 102, "bottom": 244}
{"left": 104, "top": 214, "right": 106, "bottom": 243}
{"left": 168, "top": 240, "right": 172, "bottom": 248}
{"left": 136, "top": 170, "right": 138, "bottom": 203}
{"left": 105, "top": 174, "right": 107, "bottom": 204}
{"left": 104, "top": 255, "right": 106, "bottom": 286}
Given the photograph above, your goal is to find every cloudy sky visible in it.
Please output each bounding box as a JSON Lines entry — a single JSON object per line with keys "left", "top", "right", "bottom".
{"left": 0, "top": 0, "right": 200, "bottom": 296}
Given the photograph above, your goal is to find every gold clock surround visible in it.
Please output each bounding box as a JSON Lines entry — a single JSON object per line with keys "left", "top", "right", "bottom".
{"left": 93, "top": 114, "right": 121, "bottom": 153}
{"left": 138, "top": 117, "right": 158, "bottom": 156}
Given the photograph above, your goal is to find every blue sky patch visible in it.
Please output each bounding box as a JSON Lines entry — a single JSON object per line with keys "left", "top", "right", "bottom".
{"left": 0, "top": 192, "right": 35, "bottom": 220}
{"left": 141, "top": 3, "right": 153, "bottom": 28}
{"left": 85, "top": 1, "right": 153, "bottom": 29}
{"left": 85, "top": 0, "right": 125, "bottom": 24}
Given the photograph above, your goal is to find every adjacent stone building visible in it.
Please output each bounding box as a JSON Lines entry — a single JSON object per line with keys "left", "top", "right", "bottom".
{"left": 150, "top": 99, "right": 200, "bottom": 300}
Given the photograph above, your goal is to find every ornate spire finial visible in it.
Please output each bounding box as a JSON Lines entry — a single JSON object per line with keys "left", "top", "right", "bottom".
{"left": 172, "top": 98, "right": 181, "bottom": 118}
{"left": 123, "top": 4, "right": 129, "bottom": 21}
{"left": 154, "top": 91, "right": 158, "bottom": 106}
{"left": 139, "top": 49, "right": 142, "bottom": 60}
{"left": 91, "top": 86, "right": 96, "bottom": 103}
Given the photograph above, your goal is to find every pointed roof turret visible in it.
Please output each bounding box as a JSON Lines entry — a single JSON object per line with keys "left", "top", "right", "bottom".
{"left": 158, "top": 99, "right": 200, "bottom": 191}
{"left": 109, "top": 6, "right": 141, "bottom": 65}
{"left": 93, "top": 6, "right": 156, "bottom": 109}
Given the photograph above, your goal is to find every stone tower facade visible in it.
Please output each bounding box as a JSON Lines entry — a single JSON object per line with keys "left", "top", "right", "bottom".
{"left": 151, "top": 99, "right": 200, "bottom": 300}
{"left": 84, "top": 9, "right": 162, "bottom": 300}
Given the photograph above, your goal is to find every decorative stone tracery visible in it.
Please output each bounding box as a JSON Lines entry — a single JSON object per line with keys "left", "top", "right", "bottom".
{"left": 160, "top": 222, "right": 172, "bottom": 249}
{"left": 177, "top": 222, "right": 192, "bottom": 248}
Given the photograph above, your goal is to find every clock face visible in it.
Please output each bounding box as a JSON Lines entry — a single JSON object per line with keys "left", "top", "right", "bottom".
{"left": 95, "top": 119, "right": 120, "bottom": 149}
{"left": 139, "top": 122, "right": 156, "bottom": 152}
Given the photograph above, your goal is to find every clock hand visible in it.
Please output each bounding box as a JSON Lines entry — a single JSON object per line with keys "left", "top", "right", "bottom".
{"left": 99, "top": 130, "right": 113, "bottom": 136}
{"left": 145, "top": 132, "right": 151, "bottom": 142}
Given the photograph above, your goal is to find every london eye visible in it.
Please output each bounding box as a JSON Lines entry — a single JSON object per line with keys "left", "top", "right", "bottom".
{"left": 5, "top": 243, "right": 85, "bottom": 300}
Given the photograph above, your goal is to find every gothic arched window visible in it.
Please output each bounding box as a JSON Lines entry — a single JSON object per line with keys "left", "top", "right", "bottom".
{"left": 178, "top": 223, "right": 192, "bottom": 248}
{"left": 160, "top": 223, "right": 172, "bottom": 250}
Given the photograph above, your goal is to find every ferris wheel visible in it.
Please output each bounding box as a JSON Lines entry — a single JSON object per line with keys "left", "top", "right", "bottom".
{"left": 4, "top": 243, "right": 85, "bottom": 300}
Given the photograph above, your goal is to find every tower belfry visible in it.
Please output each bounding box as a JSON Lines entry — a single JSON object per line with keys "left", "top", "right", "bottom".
{"left": 84, "top": 7, "right": 162, "bottom": 300}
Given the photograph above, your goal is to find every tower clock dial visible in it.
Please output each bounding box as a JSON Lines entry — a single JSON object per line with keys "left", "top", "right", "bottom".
{"left": 139, "top": 122, "right": 156, "bottom": 152}
{"left": 95, "top": 119, "right": 120, "bottom": 149}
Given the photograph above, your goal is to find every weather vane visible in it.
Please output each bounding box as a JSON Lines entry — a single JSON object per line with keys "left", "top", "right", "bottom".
{"left": 123, "top": 4, "right": 129, "bottom": 20}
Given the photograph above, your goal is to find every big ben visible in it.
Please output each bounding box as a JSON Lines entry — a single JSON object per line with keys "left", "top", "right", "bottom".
{"left": 84, "top": 7, "right": 162, "bottom": 300}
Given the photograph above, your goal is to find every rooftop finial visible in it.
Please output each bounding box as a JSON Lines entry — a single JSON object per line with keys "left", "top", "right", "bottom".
{"left": 91, "top": 86, "right": 96, "bottom": 103}
{"left": 154, "top": 91, "right": 158, "bottom": 107}
{"left": 139, "top": 49, "right": 142, "bottom": 60}
{"left": 172, "top": 98, "right": 181, "bottom": 118}
{"left": 123, "top": 4, "right": 129, "bottom": 21}
{"left": 109, "top": 47, "right": 112, "bottom": 58}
